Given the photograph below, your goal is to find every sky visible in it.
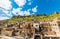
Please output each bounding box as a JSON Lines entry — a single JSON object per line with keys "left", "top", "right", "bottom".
{"left": 0, "top": 0, "right": 60, "bottom": 20}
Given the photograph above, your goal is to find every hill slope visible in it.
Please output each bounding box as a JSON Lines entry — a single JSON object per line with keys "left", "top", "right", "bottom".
{"left": 7, "top": 12, "right": 60, "bottom": 23}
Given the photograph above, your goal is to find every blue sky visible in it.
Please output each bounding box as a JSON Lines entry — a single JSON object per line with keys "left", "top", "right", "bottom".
{"left": 0, "top": 0, "right": 60, "bottom": 20}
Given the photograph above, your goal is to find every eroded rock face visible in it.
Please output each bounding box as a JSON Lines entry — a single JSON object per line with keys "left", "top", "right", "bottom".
{"left": 0, "top": 21, "right": 40, "bottom": 39}
{"left": 0, "top": 19, "right": 60, "bottom": 39}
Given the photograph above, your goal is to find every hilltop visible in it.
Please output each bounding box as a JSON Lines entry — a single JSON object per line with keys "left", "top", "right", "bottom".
{"left": 0, "top": 12, "right": 60, "bottom": 23}
{"left": 6, "top": 12, "right": 60, "bottom": 23}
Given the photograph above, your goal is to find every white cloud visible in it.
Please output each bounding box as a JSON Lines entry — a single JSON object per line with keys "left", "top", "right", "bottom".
{"left": 24, "top": 10, "right": 30, "bottom": 16}
{"left": 0, "top": 0, "right": 12, "bottom": 10}
{"left": 18, "top": 10, "right": 30, "bottom": 16}
{"left": 3, "top": 10, "right": 11, "bottom": 16}
{"left": 32, "top": 6, "right": 37, "bottom": 12}
{"left": 18, "top": 11, "right": 24, "bottom": 16}
{"left": 12, "top": 8, "right": 22, "bottom": 16}
{"left": 12, "top": 8, "right": 20, "bottom": 15}
{"left": 12, "top": 6, "right": 37, "bottom": 16}
{"left": 0, "top": 16, "right": 9, "bottom": 20}
{"left": 14, "top": 0, "right": 26, "bottom": 7}
{"left": 0, "top": 8, "right": 12, "bottom": 17}
{"left": 12, "top": 8, "right": 31, "bottom": 16}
